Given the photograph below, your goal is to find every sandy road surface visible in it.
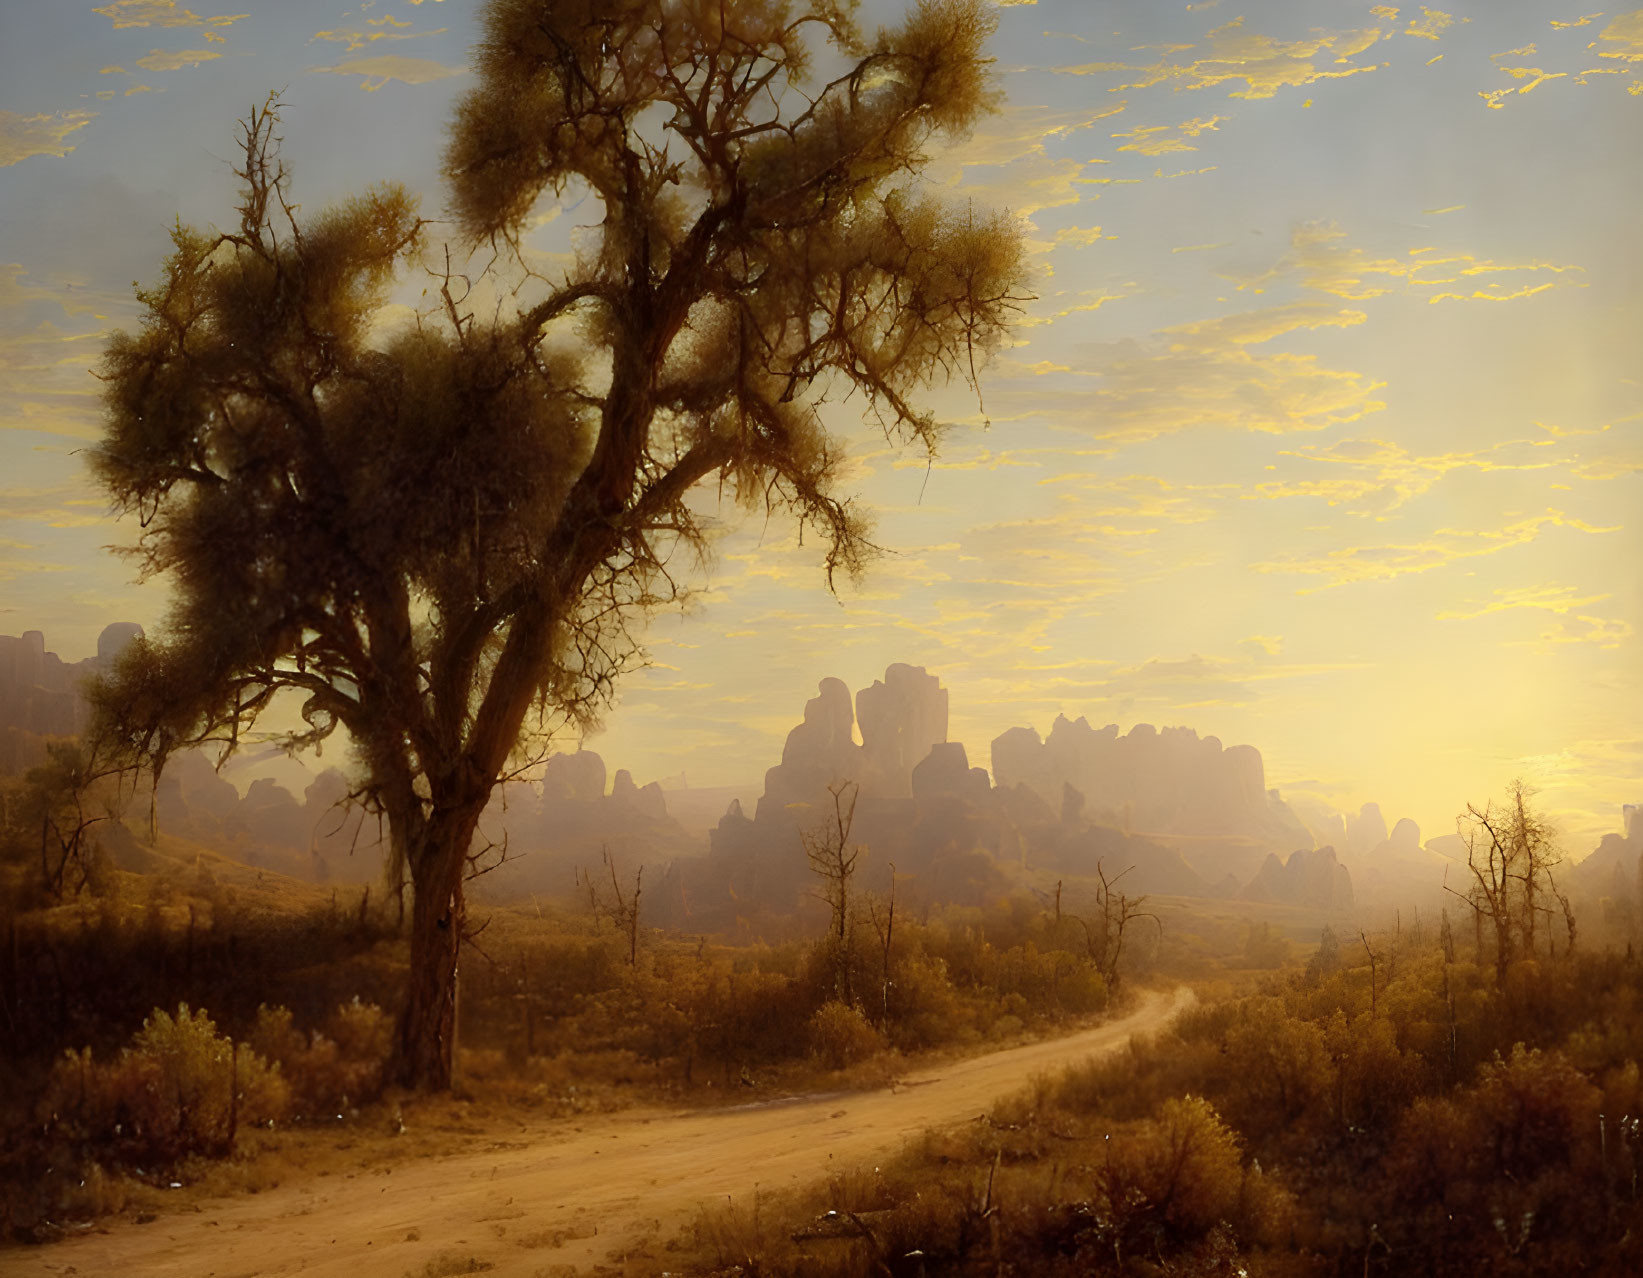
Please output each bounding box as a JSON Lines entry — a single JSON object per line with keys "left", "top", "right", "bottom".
{"left": 18, "top": 986, "right": 1192, "bottom": 1278}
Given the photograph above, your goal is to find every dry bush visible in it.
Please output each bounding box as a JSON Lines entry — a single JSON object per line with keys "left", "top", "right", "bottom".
{"left": 1089, "top": 1096, "right": 1292, "bottom": 1257}
{"left": 40, "top": 1003, "right": 288, "bottom": 1166}
{"left": 247, "top": 998, "right": 391, "bottom": 1116}
{"left": 810, "top": 1001, "right": 885, "bottom": 1071}
{"left": 885, "top": 949, "right": 974, "bottom": 1050}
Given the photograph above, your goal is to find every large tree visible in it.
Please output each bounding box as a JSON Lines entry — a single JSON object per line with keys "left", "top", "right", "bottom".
{"left": 91, "top": 0, "right": 1026, "bottom": 1089}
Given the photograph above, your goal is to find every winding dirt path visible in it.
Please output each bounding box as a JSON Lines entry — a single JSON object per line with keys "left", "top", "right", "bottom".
{"left": 18, "top": 986, "right": 1192, "bottom": 1278}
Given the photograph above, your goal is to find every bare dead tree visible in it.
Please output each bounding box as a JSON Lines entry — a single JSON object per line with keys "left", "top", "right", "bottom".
{"left": 803, "top": 780, "right": 864, "bottom": 1003}
{"left": 1550, "top": 869, "right": 1576, "bottom": 956}
{"left": 1444, "top": 780, "right": 1566, "bottom": 984}
{"left": 1068, "top": 861, "right": 1160, "bottom": 992}
{"left": 1360, "top": 929, "right": 1381, "bottom": 1017}
{"left": 866, "top": 862, "right": 898, "bottom": 1028}
{"left": 578, "top": 845, "right": 643, "bottom": 966}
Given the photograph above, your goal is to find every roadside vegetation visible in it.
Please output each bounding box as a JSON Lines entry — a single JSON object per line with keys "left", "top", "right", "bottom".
{"left": 684, "top": 795, "right": 1643, "bottom": 1276}
{"left": 0, "top": 784, "right": 1153, "bottom": 1243}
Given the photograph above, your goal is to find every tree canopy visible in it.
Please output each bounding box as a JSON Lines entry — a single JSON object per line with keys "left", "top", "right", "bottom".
{"left": 91, "top": 0, "right": 1028, "bottom": 1088}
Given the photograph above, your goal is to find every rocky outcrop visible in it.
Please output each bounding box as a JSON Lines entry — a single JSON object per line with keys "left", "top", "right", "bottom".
{"left": 542, "top": 749, "right": 607, "bottom": 802}
{"left": 857, "top": 664, "right": 948, "bottom": 798}
{"left": 1567, "top": 809, "right": 1643, "bottom": 900}
{"left": 0, "top": 624, "right": 143, "bottom": 775}
{"left": 612, "top": 768, "right": 669, "bottom": 822}
{"left": 238, "top": 778, "right": 308, "bottom": 850}
{"left": 911, "top": 741, "right": 989, "bottom": 805}
{"left": 1344, "top": 803, "right": 1390, "bottom": 856}
{"left": 1241, "top": 846, "right": 1354, "bottom": 910}
{"left": 988, "top": 716, "right": 1305, "bottom": 847}
{"left": 757, "top": 677, "right": 861, "bottom": 817}
{"left": 1340, "top": 809, "right": 1461, "bottom": 904}
{"left": 1425, "top": 832, "right": 1469, "bottom": 862}
{"left": 97, "top": 622, "right": 144, "bottom": 664}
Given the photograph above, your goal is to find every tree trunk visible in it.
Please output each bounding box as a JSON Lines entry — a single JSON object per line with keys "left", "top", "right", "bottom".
{"left": 393, "top": 809, "right": 478, "bottom": 1090}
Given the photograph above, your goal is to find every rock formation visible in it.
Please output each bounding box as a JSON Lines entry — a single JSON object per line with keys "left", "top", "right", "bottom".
{"left": 1241, "top": 846, "right": 1354, "bottom": 911}
{"left": 910, "top": 741, "right": 990, "bottom": 806}
{"left": 612, "top": 768, "right": 669, "bottom": 822}
{"left": 541, "top": 749, "right": 607, "bottom": 802}
{"left": 988, "top": 716, "right": 1306, "bottom": 848}
{"left": 1344, "top": 803, "right": 1390, "bottom": 856}
{"left": 756, "top": 676, "right": 861, "bottom": 817}
{"left": 0, "top": 624, "right": 143, "bottom": 775}
{"left": 1425, "top": 832, "right": 1470, "bottom": 862}
{"left": 1567, "top": 807, "right": 1643, "bottom": 900}
{"left": 857, "top": 663, "right": 948, "bottom": 797}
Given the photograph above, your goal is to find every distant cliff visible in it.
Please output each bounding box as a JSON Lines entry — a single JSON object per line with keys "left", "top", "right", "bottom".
{"left": 0, "top": 624, "right": 143, "bottom": 775}
{"left": 990, "top": 715, "right": 1310, "bottom": 848}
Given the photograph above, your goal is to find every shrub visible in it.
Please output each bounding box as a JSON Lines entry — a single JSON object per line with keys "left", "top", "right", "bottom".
{"left": 1091, "top": 1095, "right": 1291, "bottom": 1257}
{"left": 41, "top": 1003, "right": 288, "bottom": 1165}
{"left": 809, "top": 1000, "right": 884, "bottom": 1070}
{"left": 887, "top": 949, "right": 970, "bottom": 1049}
{"left": 248, "top": 998, "right": 392, "bottom": 1116}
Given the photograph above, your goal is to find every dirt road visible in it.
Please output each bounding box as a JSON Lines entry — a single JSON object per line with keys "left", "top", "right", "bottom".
{"left": 19, "top": 986, "right": 1192, "bottom": 1278}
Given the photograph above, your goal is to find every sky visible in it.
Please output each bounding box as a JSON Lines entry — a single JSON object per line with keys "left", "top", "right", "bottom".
{"left": 1, "top": 0, "right": 1639, "bottom": 853}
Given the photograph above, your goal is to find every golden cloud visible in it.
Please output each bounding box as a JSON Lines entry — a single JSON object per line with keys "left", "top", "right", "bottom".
{"left": 93, "top": 1, "right": 247, "bottom": 30}
{"left": 0, "top": 551, "right": 73, "bottom": 585}
{"left": 0, "top": 483, "right": 110, "bottom": 530}
{"left": 1568, "top": 454, "right": 1643, "bottom": 480}
{"left": 1250, "top": 436, "right": 1559, "bottom": 514}
{"left": 1111, "top": 115, "right": 1227, "bottom": 156}
{"left": 1251, "top": 509, "right": 1619, "bottom": 589}
{"left": 942, "top": 101, "right": 1126, "bottom": 172}
{"left": 134, "top": 48, "right": 222, "bottom": 71}
{"left": 310, "top": 55, "right": 466, "bottom": 91}
{"left": 1052, "top": 17, "right": 1384, "bottom": 100}
{"left": 0, "top": 314, "right": 115, "bottom": 442}
{"left": 948, "top": 154, "right": 1104, "bottom": 224}
{"left": 1052, "top": 226, "right": 1111, "bottom": 248}
{"left": 312, "top": 25, "right": 447, "bottom": 54}
{"left": 1404, "top": 7, "right": 1460, "bottom": 41}
{"left": 1235, "top": 221, "right": 1585, "bottom": 303}
{"left": 1015, "top": 286, "right": 1133, "bottom": 329}
{"left": 1000, "top": 303, "right": 1383, "bottom": 443}
{"left": 1436, "top": 584, "right": 1613, "bottom": 620}
{"left": 1597, "top": 10, "right": 1643, "bottom": 60}
{"left": 1033, "top": 472, "right": 1236, "bottom": 526}
{"left": 1520, "top": 614, "right": 1635, "bottom": 650}
{"left": 0, "top": 264, "right": 114, "bottom": 317}
{"left": 0, "top": 111, "right": 97, "bottom": 167}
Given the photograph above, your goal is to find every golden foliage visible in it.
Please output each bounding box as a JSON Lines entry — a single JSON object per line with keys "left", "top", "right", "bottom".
{"left": 40, "top": 1004, "right": 288, "bottom": 1165}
